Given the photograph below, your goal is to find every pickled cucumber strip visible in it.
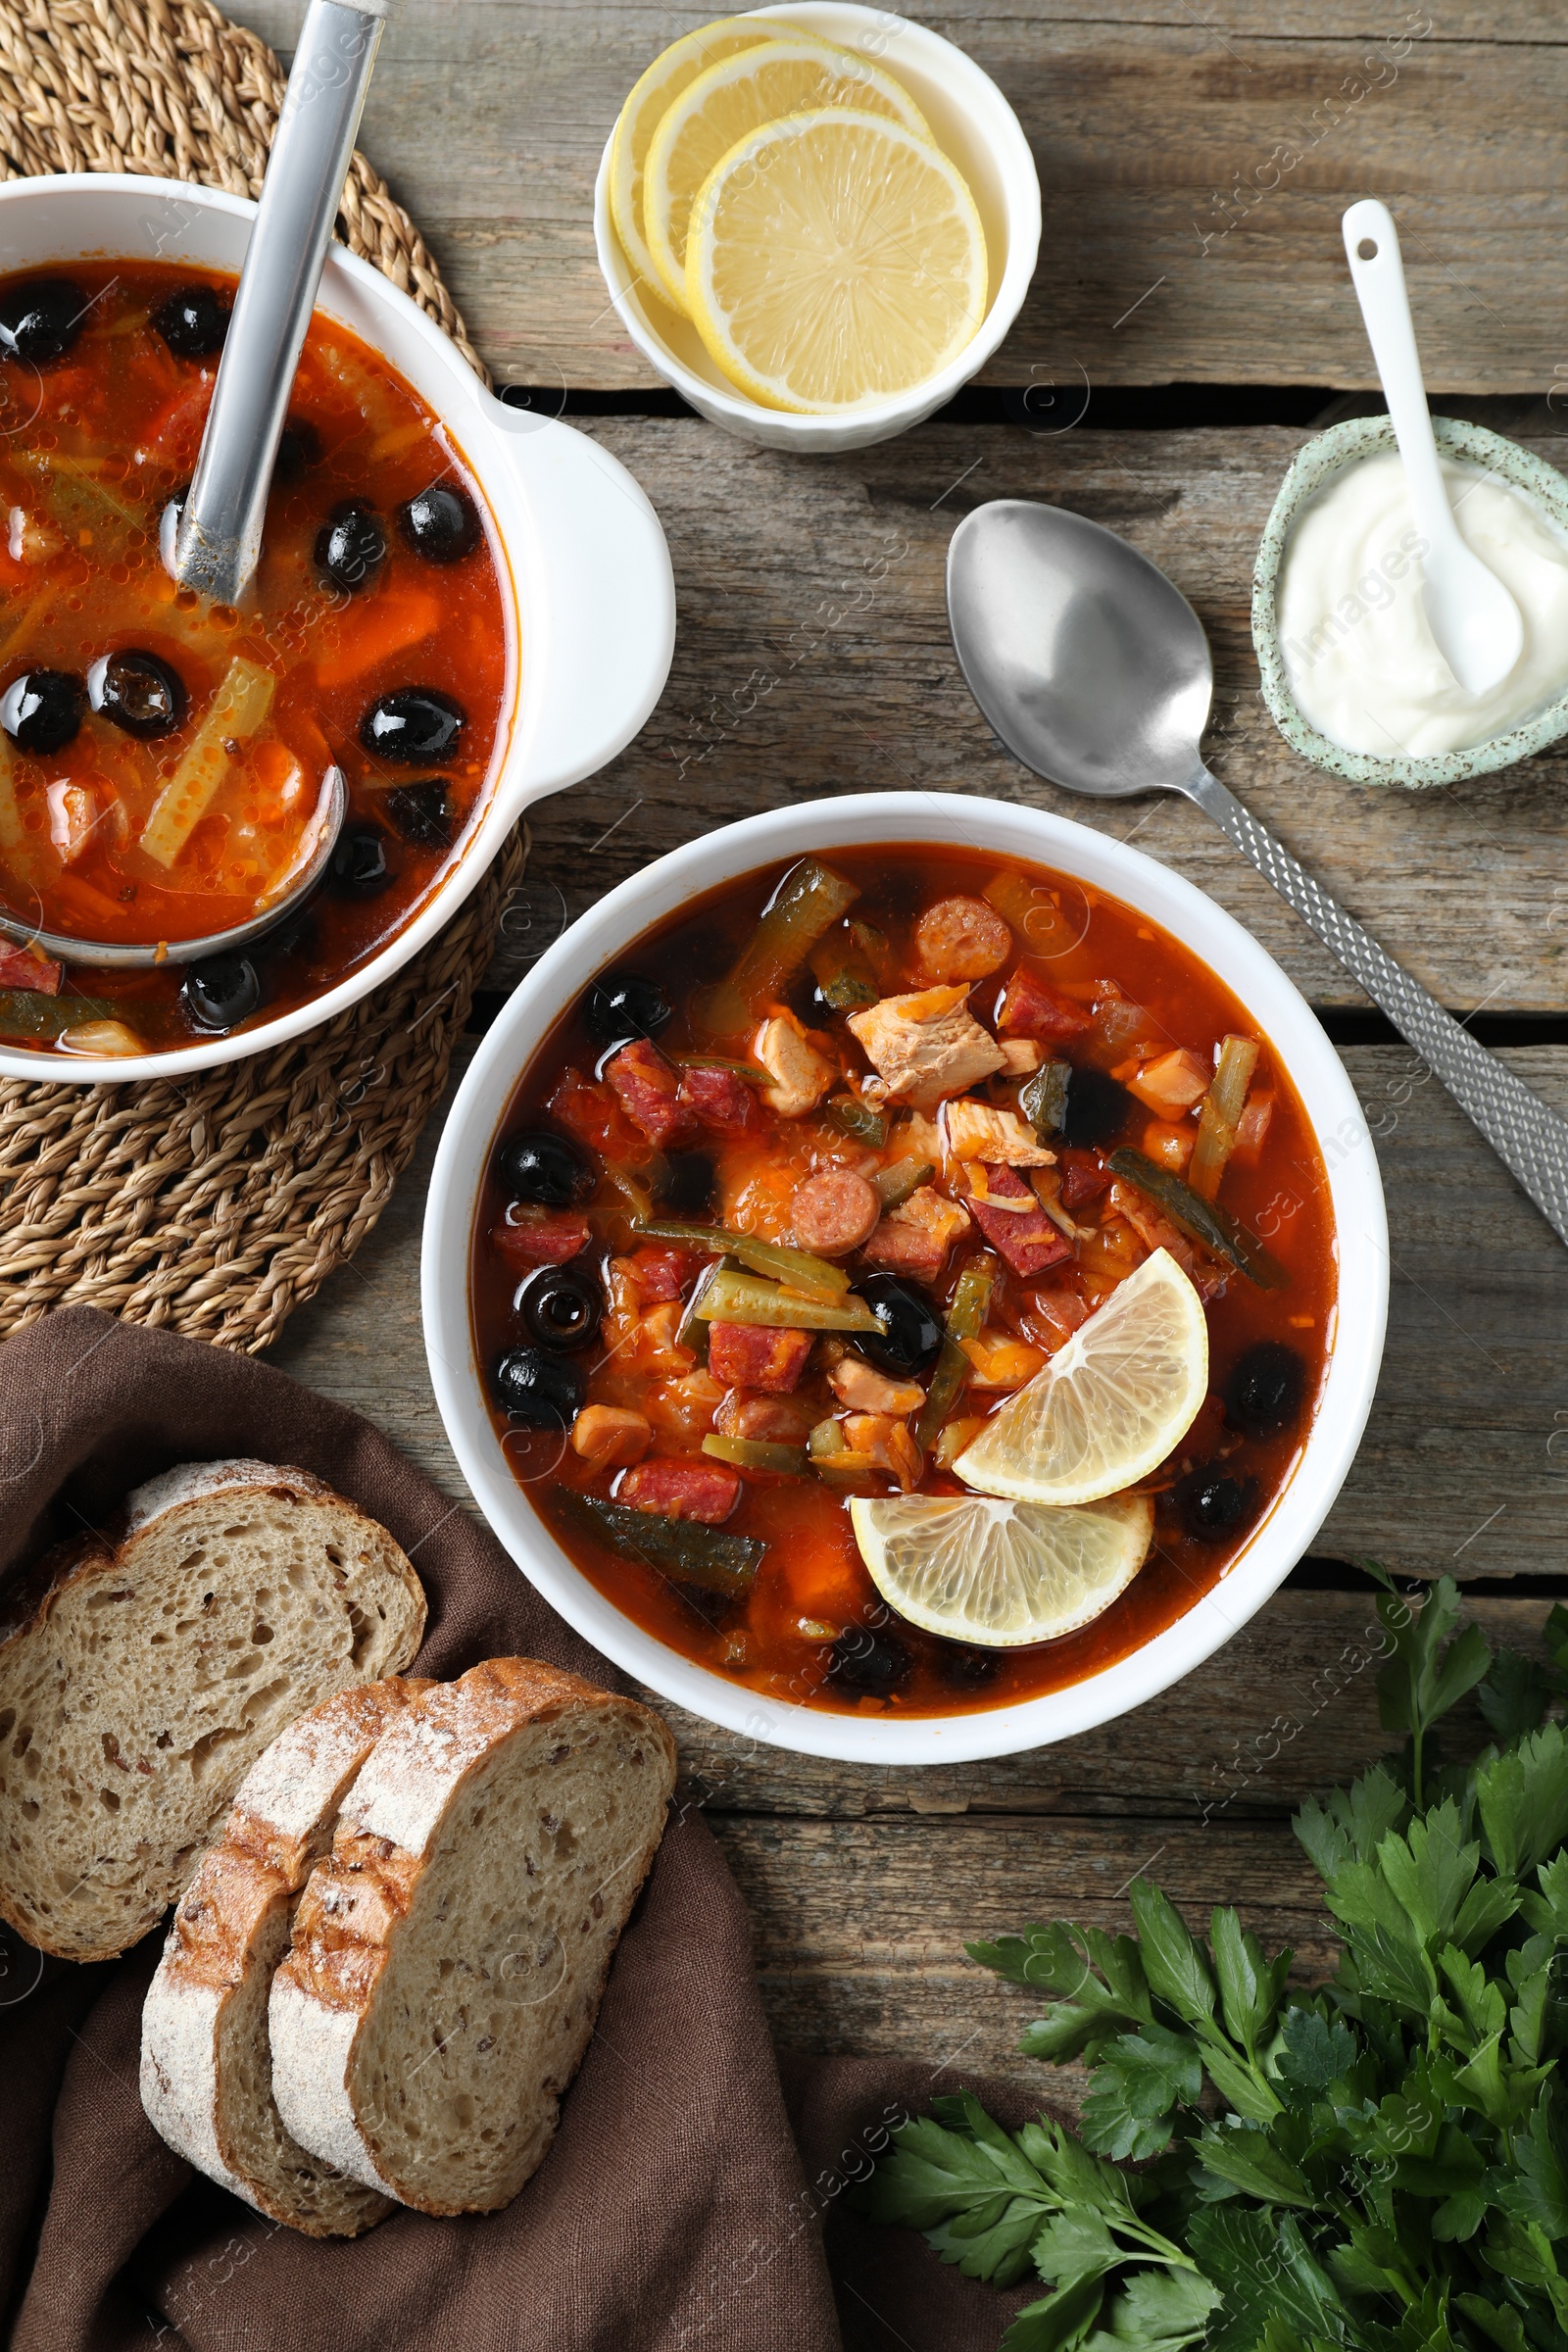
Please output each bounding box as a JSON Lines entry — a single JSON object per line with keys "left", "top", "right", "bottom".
{"left": 702, "top": 1433, "right": 809, "bottom": 1477}
{"left": 0, "top": 990, "right": 116, "bottom": 1041}
{"left": 809, "top": 929, "right": 880, "bottom": 1009}
{"left": 914, "top": 1256, "right": 997, "bottom": 1448}
{"left": 636, "top": 1217, "right": 849, "bottom": 1300}
{"left": 1108, "top": 1146, "right": 1287, "bottom": 1289}
{"left": 1188, "top": 1035, "right": 1260, "bottom": 1201}
{"left": 697, "top": 858, "right": 859, "bottom": 1033}
{"left": 871, "top": 1154, "right": 934, "bottom": 1210}
{"left": 1019, "top": 1059, "right": 1072, "bottom": 1139}
{"left": 552, "top": 1488, "right": 764, "bottom": 1594}
{"left": 825, "top": 1095, "right": 887, "bottom": 1147}
{"left": 140, "top": 658, "right": 275, "bottom": 867}
{"left": 693, "top": 1265, "right": 880, "bottom": 1333}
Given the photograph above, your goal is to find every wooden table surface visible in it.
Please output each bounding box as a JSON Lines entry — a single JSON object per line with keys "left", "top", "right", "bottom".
{"left": 240, "top": 0, "right": 1568, "bottom": 2100}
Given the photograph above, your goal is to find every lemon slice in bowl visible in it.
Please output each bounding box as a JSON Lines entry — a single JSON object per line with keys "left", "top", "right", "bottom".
{"left": 686, "top": 109, "right": 988, "bottom": 412}
{"left": 644, "top": 35, "right": 933, "bottom": 314}
{"left": 850, "top": 1493, "right": 1154, "bottom": 1647}
{"left": 954, "top": 1250, "right": 1208, "bottom": 1507}
{"left": 609, "top": 19, "right": 781, "bottom": 305}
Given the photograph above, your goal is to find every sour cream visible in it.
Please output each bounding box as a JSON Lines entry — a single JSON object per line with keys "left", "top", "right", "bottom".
{"left": 1276, "top": 447, "right": 1568, "bottom": 757}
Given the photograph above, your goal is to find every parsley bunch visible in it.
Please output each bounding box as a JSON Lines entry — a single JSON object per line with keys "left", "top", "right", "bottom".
{"left": 856, "top": 1570, "right": 1568, "bottom": 2351}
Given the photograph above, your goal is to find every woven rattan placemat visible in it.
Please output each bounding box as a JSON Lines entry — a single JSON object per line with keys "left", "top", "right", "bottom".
{"left": 0, "top": 0, "right": 520, "bottom": 1352}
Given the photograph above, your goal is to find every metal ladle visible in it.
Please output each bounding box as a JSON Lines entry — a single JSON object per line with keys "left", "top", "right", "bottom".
{"left": 0, "top": 0, "right": 389, "bottom": 973}
{"left": 946, "top": 498, "right": 1568, "bottom": 1249}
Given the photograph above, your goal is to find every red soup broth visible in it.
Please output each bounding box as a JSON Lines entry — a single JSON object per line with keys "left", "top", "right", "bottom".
{"left": 0, "top": 260, "right": 511, "bottom": 1055}
{"left": 470, "top": 845, "right": 1339, "bottom": 1722}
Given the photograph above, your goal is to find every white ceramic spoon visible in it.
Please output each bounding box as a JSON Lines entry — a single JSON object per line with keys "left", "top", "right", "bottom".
{"left": 1342, "top": 197, "right": 1523, "bottom": 697}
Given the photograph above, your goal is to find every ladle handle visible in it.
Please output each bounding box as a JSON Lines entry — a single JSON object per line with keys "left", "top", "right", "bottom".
{"left": 173, "top": 0, "right": 390, "bottom": 604}
{"left": 1186, "top": 763, "right": 1568, "bottom": 1248}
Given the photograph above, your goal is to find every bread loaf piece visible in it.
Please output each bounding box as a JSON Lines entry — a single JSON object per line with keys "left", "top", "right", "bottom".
{"left": 0, "top": 1460, "right": 425, "bottom": 1963}
{"left": 270, "top": 1657, "right": 677, "bottom": 2214}
{"left": 140, "top": 1676, "right": 433, "bottom": 2236}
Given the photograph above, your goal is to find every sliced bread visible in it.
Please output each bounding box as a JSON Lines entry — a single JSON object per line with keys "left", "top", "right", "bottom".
{"left": 270, "top": 1657, "right": 677, "bottom": 2214}
{"left": 0, "top": 1459, "right": 426, "bottom": 1963}
{"left": 140, "top": 1675, "right": 434, "bottom": 2237}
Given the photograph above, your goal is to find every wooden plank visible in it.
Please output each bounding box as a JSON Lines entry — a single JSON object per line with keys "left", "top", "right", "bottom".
{"left": 269, "top": 1044, "right": 1568, "bottom": 1583}
{"left": 233, "top": 2, "right": 1568, "bottom": 391}
{"left": 526, "top": 420, "right": 1568, "bottom": 1015}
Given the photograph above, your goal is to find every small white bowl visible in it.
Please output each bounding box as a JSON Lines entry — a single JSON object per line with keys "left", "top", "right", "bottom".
{"left": 592, "top": 4, "right": 1042, "bottom": 454}
{"left": 422, "top": 793, "right": 1389, "bottom": 1766}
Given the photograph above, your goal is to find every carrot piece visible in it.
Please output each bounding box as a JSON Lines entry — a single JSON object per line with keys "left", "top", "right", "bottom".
{"left": 312, "top": 590, "right": 442, "bottom": 689}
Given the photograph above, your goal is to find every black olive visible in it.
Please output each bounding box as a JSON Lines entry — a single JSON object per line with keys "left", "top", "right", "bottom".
{"left": 583, "top": 971, "right": 672, "bottom": 1054}
{"left": 0, "top": 669, "right": 83, "bottom": 755}
{"left": 360, "top": 687, "right": 466, "bottom": 765}
{"left": 659, "top": 1151, "right": 715, "bottom": 1218}
{"left": 86, "top": 649, "right": 185, "bottom": 740}
{"left": 827, "top": 1624, "right": 911, "bottom": 1694}
{"left": 857, "top": 1273, "right": 944, "bottom": 1381}
{"left": 937, "top": 1644, "right": 1001, "bottom": 1689}
{"left": 492, "top": 1347, "right": 583, "bottom": 1427}
{"left": 497, "top": 1128, "right": 594, "bottom": 1208}
{"left": 151, "top": 284, "right": 229, "bottom": 358}
{"left": 399, "top": 482, "right": 479, "bottom": 564}
{"left": 1060, "top": 1066, "right": 1134, "bottom": 1150}
{"left": 383, "top": 781, "right": 452, "bottom": 849}
{"left": 316, "top": 500, "right": 387, "bottom": 593}
{"left": 274, "top": 418, "right": 320, "bottom": 482}
{"left": 330, "top": 822, "right": 394, "bottom": 899}
{"left": 1224, "top": 1340, "right": 1306, "bottom": 1438}
{"left": 182, "top": 954, "right": 262, "bottom": 1033}
{"left": 515, "top": 1262, "right": 603, "bottom": 1352}
{"left": 1174, "top": 1466, "right": 1259, "bottom": 1544}
{"left": 0, "top": 278, "right": 86, "bottom": 367}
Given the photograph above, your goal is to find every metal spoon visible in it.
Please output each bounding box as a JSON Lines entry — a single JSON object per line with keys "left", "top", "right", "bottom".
{"left": 173, "top": 0, "right": 390, "bottom": 606}
{"left": 1342, "top": 198, "right": 1523, "bottom": 697}
{"left": 947, "top": 498, "right": 1568, "bottom": 1248}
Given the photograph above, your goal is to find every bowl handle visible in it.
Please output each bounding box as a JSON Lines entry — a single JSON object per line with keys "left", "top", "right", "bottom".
{"left": 483, "top": 399, "right": 674, "bottom": 811}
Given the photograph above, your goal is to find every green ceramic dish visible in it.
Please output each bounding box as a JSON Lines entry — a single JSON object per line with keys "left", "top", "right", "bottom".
{"left": 1250, "top": 414, "right": 1568, "bottom": 787}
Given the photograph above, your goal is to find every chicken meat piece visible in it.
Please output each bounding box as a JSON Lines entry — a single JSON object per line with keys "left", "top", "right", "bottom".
{"left": 826, "top": 1353, "right": 925, "bottom": 1415}
{"left": 569, "top": 1404, "right": 652, "bottom": 1471}
{"left": 943, "top": 1098, "right": 1055, "bottom": 1167}
{"left": 1129, "top": 1048, "right": 1210, "bottom": 1116}
{"left": 999, "top": 1038, "right": 1044, "bottom": 1075}
{"left": 754, "top": 1008, "right": 835, "bottom": 1117}
{"left": 847, "top": 985, "right": 1004, "bottom": 1111}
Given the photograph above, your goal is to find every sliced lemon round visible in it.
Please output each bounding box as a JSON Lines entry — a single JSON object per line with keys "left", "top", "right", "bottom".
{"left": 609, "top": 19, "right": 781, "bottom": 307}
{"left": 644, "top": 35, "right": 932, "bottom": 314}
{"left": 954, "top": 1250, "right": 1208, "bottom": 1507}
{"left": 850, "top": 1492, "right": 1154, "bottom": 1648}
{"left": 686, "top": 109, "right": 988, "bottom": 412}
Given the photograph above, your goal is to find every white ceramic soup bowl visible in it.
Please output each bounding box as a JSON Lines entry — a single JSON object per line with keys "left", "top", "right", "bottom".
{"left": 424, "top": 793, "right": 1389, "bottom": 1764}
{"left": 593, "top": 3, "right": 1043, "bottom": 454}
{"left": 0, "top": 173, "right": 675, "bottom": 1083}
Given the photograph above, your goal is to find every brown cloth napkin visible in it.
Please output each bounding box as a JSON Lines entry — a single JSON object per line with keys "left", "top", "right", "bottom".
{"left": 0, "top": 1309, "right": 1046, "bottom": 2352}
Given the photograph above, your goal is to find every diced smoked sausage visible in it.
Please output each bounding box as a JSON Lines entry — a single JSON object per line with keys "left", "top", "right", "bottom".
{"left": 707, "top": 1321, "right": 813, "bottom": 1393}
{"left": 965, "top": 1163, "right": 1074, "bottom": 1277}
{"left": 491, "top": 1210, "right": 591, "bottom": 1267}
{"left": 605, "top": 1039, "right": 687, "bottom": 1148}
{"left": 677, "top": 1063, "right": 762, "bottom": 1134}
{"left": 1059, "top": 1149, "right": 1109, "bottom": 1210}
{"left": 914, "top": 896, "right": 1011, "bottom": 982}
{"left": 996, "top": 966, "right": 1092, "bottom": 1043}
{"left": 546, "top": 1068, "right": 646, "bottom": 1165}
{"left": 0, "top": 941, "right": 60, "bottom": 995}
{"left": 789, "top": 1169, "right": 880, "bottom": 1256}
{"left": 619, "top": 1457, "right": 741, "bottom": 1524}
{"left": 626, "top": 1244, "right": 701, "bottom": 1300}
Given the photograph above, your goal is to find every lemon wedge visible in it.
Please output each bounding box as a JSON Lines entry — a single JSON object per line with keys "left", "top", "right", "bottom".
{"left": 644, "top": 35, "right": 932, "bottom": 314}
{"left": 954, "top": 1250, "right": 1208, "bottom": 1507}
{"left": 609, "top": 19, "right": 780, "bottom": 305}
{"left": 850, "top": 1492, "right": 1154, "bottom": 1647}
{"left": 686, "top": 109, "right": 988, "bottom": 412}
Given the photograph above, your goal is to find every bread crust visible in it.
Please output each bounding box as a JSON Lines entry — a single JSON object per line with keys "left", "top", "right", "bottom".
{"left": 140, "top": 1676, "right": 433, "bottom": 2236}
{"left": 270, "top": 1658, "right": 677, "bottom": 2213}
{"left": 0, "top": 1459, "right": 427, "bottom": 1963}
